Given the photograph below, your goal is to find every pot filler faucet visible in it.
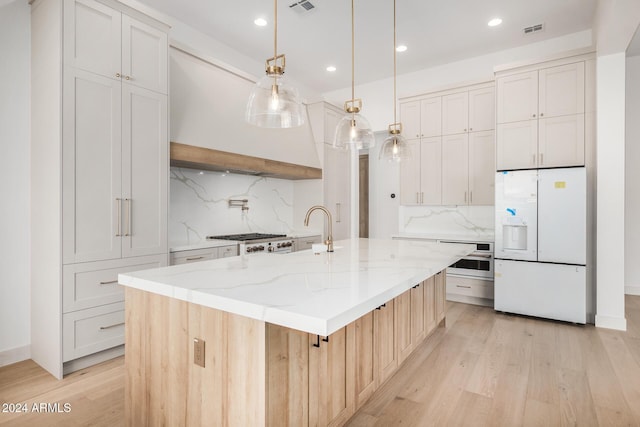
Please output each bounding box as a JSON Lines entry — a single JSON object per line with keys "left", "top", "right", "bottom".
{"left": 303, "top": 205, "right": 334, "bottom": 252}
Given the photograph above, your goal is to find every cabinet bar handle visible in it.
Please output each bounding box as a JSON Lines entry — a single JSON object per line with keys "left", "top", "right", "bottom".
{"left": 456, "top": 285, "right": 472, "bottom": 289}
{"left": 124, "top": 198, "right": 131, "bottom": 236}
{"left": 100, "top": 322, "right": 124, "bottom": 330}
{"left": 313, "top": 335, "right": 321, "bottom": 348}
{"left": 336, "top": 203, "right": 341, "bottom": 223}
{"left": 186, "top": 256, "right": 204, "bottom": 261}
{"left": 470, "top": 191, "right": 473, "bottom": 204}
{"left": 99, "top": 280, "right": 118, "bottom": 285}
{"left": 540, "top": 153, "right": 544, "bottom": 165}
{"left": 421, "top": 192, "right": 424, "bottom": 204}
{"left": 533, "top": 154, "right": 536, "bottom": 165}
{"left": 115, "top": 198, "right": 122, "bottom": 236}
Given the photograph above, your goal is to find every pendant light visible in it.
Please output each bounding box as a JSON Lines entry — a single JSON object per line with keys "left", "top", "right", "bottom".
{"left": 334, "top": 0, "right": 374, "bottom": 150}
{"left": 245, "top": 0, "right": 305, "bottom": 128}
{"left": 379, "top": 0, "right": 410, "bottom": 161}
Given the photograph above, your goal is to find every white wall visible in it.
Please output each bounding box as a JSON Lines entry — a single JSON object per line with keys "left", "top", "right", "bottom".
{"left": 324, "top": 31, "right": 593, "bottom": 132}
{"left": 625, "top": 55, "right": 640, "bottom": 295}
{"left": 593, "top": 0, "right": 640, "bottom": 330}
{"left": 0, "top": 0, "right": 31, "bottom": 365}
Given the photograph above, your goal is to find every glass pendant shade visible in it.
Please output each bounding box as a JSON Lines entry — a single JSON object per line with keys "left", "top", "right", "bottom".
{"left": 334, "top": 113, "right": 375, "bottom": 150}
{"left": 246, "top": 73, "right": 305, "bottom": 128}
{"left": 379, "top": 132, "right": 411, "bottom": 161}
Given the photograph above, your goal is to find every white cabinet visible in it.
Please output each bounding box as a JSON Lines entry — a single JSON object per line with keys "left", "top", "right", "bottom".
{"left": 308, "top": 101, "right": 343, "bottom": 145}
{"left": 294, "top": 235, "right": 322, "bottom": 251}
{"left": 496, "top": 62, "right": 585, "bottom": 170}
{"left": 400, "top": 137, "right": 441, "bottom": 205}
{"left": 31, "top": 0, "right": 169, "bottom": 378}
{"left": 401, "top": 97, "right": 442, "bottom": 139}
{"left": 400, "top": 83, "right": 494, "bottom": 206}
{"left": 169, "top": 245, "right": 239, "bottom": 265}
{"left": 324, "top": 146, "right": 351, "bottom": 240}
{"left": 64, "top": 0, "right": 168, "bottom": 94}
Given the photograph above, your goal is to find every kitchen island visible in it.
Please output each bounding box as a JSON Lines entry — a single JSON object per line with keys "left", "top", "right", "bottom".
{"left": 119, "top": 238, "right": 473, "bottom": 426}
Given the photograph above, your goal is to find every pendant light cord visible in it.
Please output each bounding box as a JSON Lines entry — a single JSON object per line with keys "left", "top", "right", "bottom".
{"left": 393, "top": 0, "right": 397, "bottom": 125}
{"left": 274, "top": 0, "right": 278, "bottom": 60}
{"left": 351, "top": 0, "right": 355, "bottom": 121}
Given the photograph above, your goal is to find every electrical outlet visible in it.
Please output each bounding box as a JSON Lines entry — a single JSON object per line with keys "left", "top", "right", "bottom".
{"left": 194, "top": 338, "right": 205, "bottom": 367}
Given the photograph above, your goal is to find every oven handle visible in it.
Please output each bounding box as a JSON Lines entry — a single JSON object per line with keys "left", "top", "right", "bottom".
{"left": 468, "top": 253, "right": 493, "bottom": 259}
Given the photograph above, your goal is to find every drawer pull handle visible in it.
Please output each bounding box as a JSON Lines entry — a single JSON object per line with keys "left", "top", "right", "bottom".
{"left": 99, "top": 280, "right": 118, "bottom": 285}
{"left": 186, "top": 256, "right": 204, "bottom": 261}
{"left": 456, "top": 285, "right": 472, "bottom": 289}
{"left": 100, "top": 322, "right": 124, "bottom": 330}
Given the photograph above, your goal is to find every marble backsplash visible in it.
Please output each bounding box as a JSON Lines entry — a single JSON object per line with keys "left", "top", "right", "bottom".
{"left": 399, "top": 205, "right": 495, "bottom": 239}
{"left": 170, "top": 167, "right": 295, "bottom": 244}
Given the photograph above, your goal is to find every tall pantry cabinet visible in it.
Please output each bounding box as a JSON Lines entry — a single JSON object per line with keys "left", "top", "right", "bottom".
{"left": 31, "top": 0, "right": 169, "bottom": 378}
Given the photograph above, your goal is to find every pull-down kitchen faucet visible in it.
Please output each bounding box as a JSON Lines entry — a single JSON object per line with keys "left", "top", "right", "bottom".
{"left": 303, "top": 205, "right": 334, "bottom": 252}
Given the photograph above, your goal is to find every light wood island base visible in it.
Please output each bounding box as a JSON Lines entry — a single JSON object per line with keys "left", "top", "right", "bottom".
{"left": 124, "top": 271, "right": 446, "bottom": 426}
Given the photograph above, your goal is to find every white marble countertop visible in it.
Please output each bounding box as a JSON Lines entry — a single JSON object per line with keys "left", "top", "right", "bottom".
{"left": 393, "top": 232, "right": 495, "bottom": 243}
{"left": 120, "top": 238, "right": 474, "bottom": 336}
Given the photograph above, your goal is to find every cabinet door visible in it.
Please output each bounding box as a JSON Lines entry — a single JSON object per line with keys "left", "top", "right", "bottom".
{"left": 354, "top": 312, "right": 377, "bottom": 409}
{"left": 323, "top": 107, "right": 342, "bottom": 145}
{"left": 424, "top": 276, "right": 437, "bottom": 334}
{"left": 399, "top": 140, "right": 421, "bottom": 205}
{"left": 396, "top": 290, "right": 412, "bottom": 365}
{"left": 441, "top": 133, "right": 469, "bottom": 205}
{"left": 539, "top": 62, "right": 584, "bottom": 119}
{"left": 435, "top": 271, "right": 446, "bottom": 323}
{"left": 442, "top": 92, "right": 469, "bottom": 135}
{"left": 496, "top": 120, "right": 538, "bottom": 170}
{"left": 469, "top": 87, "right": 495, "bottom": 132}
{"left": 400, "top": 101, "right": 421, "bottom": 140}
{"left": 420, "top": 137, "right": 442, "bottom": 205}
{"left": 469, "top": 131, "right": 495, "bottom": 205}
{"left": 411, "top": 282, "right": 426, "bottom": 346}
{"left": 323, "top": 146, "right": 351, "bottom": 239}
{"left": 420, "top": 97, "right": 442, "bottom": 137}
{"left": 374, "top": 300, "right": 397, "bottom": 385}
{"left": 62, "top": 69, "right": 122, "bottom": 264}
{"left": 496, "top": 71, "right": 538, "bottom": 124}
{"left": 308, "top": 327, "right": 354, "bottom": 427}
{"left": 63, "top": 0, "right": 121, "bottom": 79}
{"left": 538, "top": 114, "right": 585, "bottom": 168}
{"left": 121, "top": 15, "right": 168, "bottom": 94}
{"left": 121, "top": 85, "right": 168, "bottom": 258}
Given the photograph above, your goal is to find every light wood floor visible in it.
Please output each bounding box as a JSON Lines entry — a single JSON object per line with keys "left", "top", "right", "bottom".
{"left": 1, "top": 296, "right": 639, "bottom": 427}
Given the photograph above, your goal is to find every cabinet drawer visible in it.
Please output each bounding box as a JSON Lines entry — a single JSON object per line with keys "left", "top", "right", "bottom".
{"left": 446, "top": 276, "right": 494, "bottom": 299}
{"left": 170, "top": 247, "right": 218, "bottom": 265}
{"left": 218, "top": 245, "right": 238, "bottom": 258}
{"left": 63, "top": 255, "right": 166, "bottom": 313}
{"left": 63, "top": 302, "right": 124, "bottom": 362}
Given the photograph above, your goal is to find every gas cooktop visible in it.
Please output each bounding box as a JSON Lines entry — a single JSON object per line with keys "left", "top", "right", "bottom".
{"left": 206, "top": 233, "right": 287, "bottom": 242}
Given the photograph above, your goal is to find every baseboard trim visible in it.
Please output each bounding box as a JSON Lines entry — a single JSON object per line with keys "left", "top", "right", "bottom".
{"left": 625, "top": 285, "right": 640, "bottom": 296}
{"left": 0, "top": 345, "right": 31, "bottom": 368}
{"left": 595, "top": 314, "right": 627, "bottom": 331}
{"left": 63, "top": 345, "right": 124, "bottom": 376}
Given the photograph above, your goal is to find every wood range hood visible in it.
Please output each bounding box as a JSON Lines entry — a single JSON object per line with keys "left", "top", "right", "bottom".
{"left": 170, "top": 142, "right": 322, "bottom": 180}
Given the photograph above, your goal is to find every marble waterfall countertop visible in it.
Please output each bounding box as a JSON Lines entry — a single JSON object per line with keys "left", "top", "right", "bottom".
{"left": 119, "top": 238, "right": 474, "bottom": 336}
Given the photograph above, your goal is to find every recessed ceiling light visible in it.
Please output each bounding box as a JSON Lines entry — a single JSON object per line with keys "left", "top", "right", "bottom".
{"left": 254, "top": 17, "right": 267, "bottom": 27}
{"left": 488, "top": 18, "right": 502, "bottom": 27}
{"left": 396, "top": 45, "right": 407, "bottom": 52}
{"left": 326, "top": 66, "right": 337, "bottom": 72}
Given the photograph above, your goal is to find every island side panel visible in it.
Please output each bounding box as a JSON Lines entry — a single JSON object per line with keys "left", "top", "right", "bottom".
{"left": 124, "top": 288, "right": 267, "bottom": 426}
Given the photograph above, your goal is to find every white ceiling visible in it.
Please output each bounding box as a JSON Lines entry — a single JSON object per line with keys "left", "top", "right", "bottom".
{"left": 136, "top": 0, "right": 597, "bottom": 93}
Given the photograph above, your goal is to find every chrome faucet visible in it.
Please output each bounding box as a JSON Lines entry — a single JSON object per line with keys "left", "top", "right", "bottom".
{"left": 303, "top": 205, "right": 334, "bottom": 252}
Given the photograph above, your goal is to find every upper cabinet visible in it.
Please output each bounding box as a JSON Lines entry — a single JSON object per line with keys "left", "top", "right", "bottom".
{"left": 399, "top": 82, "right": 495, "bottom": 206}
{"left": 496, "top": 61, "right": 586, "bottom": 170}
{"left": 64, "top": 0, "right": 168, "bottom": 94}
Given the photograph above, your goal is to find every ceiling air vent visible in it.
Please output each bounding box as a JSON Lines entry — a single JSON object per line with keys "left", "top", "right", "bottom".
{"left": 289, "top": 0, "right": 316, "bottom": 14}
{"left": 523, "top": 23, "right": 545, "bottom": 35}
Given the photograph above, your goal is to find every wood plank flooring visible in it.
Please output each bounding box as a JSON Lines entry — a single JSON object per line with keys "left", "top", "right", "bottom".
{"left": 1, "top": 296, "right": 639, "bottom": 426}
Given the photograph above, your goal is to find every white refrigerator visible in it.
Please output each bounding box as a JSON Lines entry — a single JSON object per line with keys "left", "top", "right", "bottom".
{"left": 494, "top": 167, "right": 587, "bottom": 323}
